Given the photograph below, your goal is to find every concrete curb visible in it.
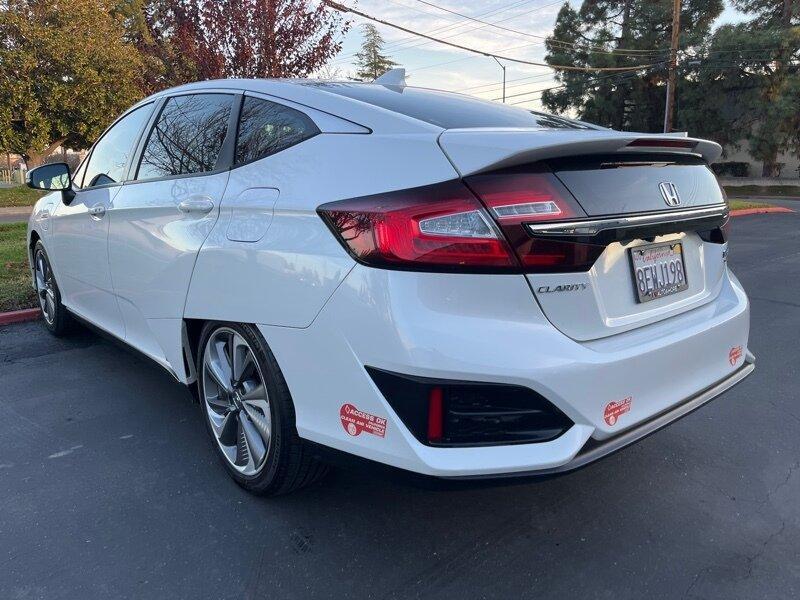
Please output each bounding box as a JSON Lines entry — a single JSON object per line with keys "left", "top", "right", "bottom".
{"left": 730, "top": 207, "right": 794, "bottom": 217}
{"left": 0, "top": 307, "right": 40, "bottom": 326}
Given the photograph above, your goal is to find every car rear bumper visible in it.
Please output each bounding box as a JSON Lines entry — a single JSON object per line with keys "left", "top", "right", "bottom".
{"left": 446, "top": 351, "right": 754, "bottom": 480}
{"left": 258, "top": 264, "right": 751, "bottom": 478}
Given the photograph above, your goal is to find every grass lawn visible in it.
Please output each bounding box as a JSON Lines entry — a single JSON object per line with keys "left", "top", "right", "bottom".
{"left": 728, "top": 199, "right": 775, "bottom": 211}
{"left": 0, "top": 222, "right": 36, "bottom": 312}
{"left": 0, "top": 185, "right": 44, "bottom": 208}
{"left": 723, "top": 185, "right": 800, "bottom": 198}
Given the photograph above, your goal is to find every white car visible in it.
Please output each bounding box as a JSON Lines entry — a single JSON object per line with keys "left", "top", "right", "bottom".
{"left": 26, "top": 76, "right": 754, "bottom": 495}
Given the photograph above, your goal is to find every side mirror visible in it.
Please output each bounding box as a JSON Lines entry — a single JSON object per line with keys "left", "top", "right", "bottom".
{"left": 26, "top": 162, "right": 71, "bottom": 191}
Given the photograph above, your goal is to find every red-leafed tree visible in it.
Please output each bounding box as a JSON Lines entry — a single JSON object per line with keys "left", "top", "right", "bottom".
{"left": 141, "top": 0, "right": 349, "bottom": 87}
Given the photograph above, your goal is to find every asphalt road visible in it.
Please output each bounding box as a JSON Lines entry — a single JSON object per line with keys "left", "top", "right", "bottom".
{"left": 1, "top": 213, "right": 799, "bottom": 599}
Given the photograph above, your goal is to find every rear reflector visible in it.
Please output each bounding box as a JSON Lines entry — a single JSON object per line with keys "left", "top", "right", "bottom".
{"left": 317, "top": 181, "right": 518, "bottom": 272}
{"left": 427, "top": 387, "right": 444, "bottom": 443}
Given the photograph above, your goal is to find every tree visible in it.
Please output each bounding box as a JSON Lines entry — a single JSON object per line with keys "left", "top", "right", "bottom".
{"left": 354, "top": 23, "right": 397, "bottom": 81}
{"left": 541, "top": 0, "right": 723, "bottom": 132}
{"left": 706, "top": 0, "right": 799, "bottom": 176}
{"left": 0, "top": 0, "right": 144, "bottom": 166}
{"left": 143, "top": 0, "right": 349, "bottom": 82}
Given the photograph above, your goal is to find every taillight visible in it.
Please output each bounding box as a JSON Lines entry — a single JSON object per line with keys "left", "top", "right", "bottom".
{"left": 466, "top": 171, "right": 606, "bottom": 272}
{"left": 317, "top": 181, "right": 518, "bottom": 272}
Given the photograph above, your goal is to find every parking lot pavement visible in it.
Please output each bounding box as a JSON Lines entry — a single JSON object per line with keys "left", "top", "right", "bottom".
{"left": 1, "top": 213, "right": 799, "bottom": 600}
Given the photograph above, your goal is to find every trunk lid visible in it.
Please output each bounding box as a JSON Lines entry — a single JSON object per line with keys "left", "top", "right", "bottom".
{"left": 440, "top": 128, "right": 729, "bottom": 342}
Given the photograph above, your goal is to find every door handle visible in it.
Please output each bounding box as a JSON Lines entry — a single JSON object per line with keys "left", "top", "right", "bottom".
{"left": 178, "top": 197, "right": 215, "bottom": 214}
{"left": 89, "top": 205, "right": 106, "bottom": 219}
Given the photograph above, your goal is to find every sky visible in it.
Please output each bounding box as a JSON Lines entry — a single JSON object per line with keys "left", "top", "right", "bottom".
{"left": 323, "top": 0, "right": 748, "bottom": 111}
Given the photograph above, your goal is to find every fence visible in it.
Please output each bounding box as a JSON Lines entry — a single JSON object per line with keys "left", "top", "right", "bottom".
{"left": 0, "top": 168, "right": 26, "bottom": 185}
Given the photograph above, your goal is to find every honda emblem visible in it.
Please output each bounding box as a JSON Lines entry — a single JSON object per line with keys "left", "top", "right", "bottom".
{"left": 659, "top": 182, "right": 681, "bottom": 207}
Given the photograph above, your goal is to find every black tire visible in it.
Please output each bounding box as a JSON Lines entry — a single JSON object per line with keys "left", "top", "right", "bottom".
{"left": 32, "top": 241, "right": 72, "bottom": 337}
{"left": 196, "top": 321, "right": 328, "bottom": 496}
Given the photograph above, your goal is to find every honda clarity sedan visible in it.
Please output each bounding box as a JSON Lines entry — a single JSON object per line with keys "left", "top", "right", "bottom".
{"left": 25, "top": 76, "right": 754, "bottom": 495}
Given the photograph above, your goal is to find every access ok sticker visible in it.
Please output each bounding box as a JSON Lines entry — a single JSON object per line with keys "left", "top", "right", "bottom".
{"left": 729, "top": 345, "right": 743, "bottom": 366}
{"left": 604, "top": 397, "right": 632, "bottom": 426}
{"left": 340, "top": 404, "right": 387, "bottom": 438}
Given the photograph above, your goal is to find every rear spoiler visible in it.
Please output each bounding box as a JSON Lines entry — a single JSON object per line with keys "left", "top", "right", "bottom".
{"left": 438, "top": 128, "right": 723, "bottom": 177}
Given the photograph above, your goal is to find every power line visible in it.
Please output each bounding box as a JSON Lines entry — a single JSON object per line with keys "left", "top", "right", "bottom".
{"left": 323, "top": 1, "right": 660, "bottom": 72}
{"left": 508, "top": 68, "right": 657, "bottom": 107}
{"left": 333, "top": 0, "right": 552, "bottom": 64}
{"left": 411, "top": 0, "right": 668, "bottom": 56}
{"left": 378, "top": 0, "right": 565, "bottom": 55}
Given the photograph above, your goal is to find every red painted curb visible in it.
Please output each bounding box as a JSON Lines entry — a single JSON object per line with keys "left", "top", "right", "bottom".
{"left": 731, "top": 207, "right": 794, "bottom": 217}
{"left": 0, "top": 307, "right": 41, "bottom": 326}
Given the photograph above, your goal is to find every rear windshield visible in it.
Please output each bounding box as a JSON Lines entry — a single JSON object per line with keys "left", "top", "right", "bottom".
{"left": 306, "top": 83, "right": 594, "bottom": 130}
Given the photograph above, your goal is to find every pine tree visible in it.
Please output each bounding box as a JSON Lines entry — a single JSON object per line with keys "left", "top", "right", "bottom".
{"left": 678, "top": 1, "right": 799, "bottom": 176}
{"left": 541, "top": 0, "right": 723, "bottom": 132}
{"left": 354, "top": 24, "right": 398, "bottom": 81}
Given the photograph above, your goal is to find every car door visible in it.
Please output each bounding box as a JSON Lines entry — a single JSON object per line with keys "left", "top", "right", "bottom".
{"left": 48, "top": 102, "right": 155, "bottom": 337}
{"left": 107, "top": 92, "right": 237, "bottom": 372}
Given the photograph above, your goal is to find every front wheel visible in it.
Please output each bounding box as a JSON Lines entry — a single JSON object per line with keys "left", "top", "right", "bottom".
{"left": 197, "top": 322, "right": 328, "bottom": 495}
{"left": 33, "top": 241, "right": 72, "bottom": 336}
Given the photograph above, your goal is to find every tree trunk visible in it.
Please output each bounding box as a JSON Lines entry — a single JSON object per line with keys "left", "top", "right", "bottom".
{"left": 614, "top": 0, "right": 633, "bottom": 130}
{"left": 761, "top": 157, "right": 781, "bottom": 178}
{"left": 23, "top": 139, "right": 65, "bottom": 169}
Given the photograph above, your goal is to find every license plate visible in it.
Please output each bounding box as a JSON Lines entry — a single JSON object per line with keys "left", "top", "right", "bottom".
{"left": 630, "top": 242, "right": 688, "bottom": 303}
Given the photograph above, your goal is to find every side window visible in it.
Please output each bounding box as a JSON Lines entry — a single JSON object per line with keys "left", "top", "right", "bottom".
{"left": 235, "top": 96, "right": 319, "bottom": 165}
{"left": 83, "top": 103, "right": 154, "bottom": 188}
{"left": 137, "top": 94, "right": 234, "bottom": 180}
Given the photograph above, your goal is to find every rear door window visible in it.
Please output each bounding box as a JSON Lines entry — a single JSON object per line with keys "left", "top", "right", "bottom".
{"left": 136, "top": 94, "right": 234, "bottom": 180}
{"left": 235, "top": 97, "right": 320, "bottom": 165}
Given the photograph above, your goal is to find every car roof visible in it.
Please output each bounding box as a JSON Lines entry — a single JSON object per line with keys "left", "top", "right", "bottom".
{"left": 144, "top": 79, "right": 596, "bottom": 133}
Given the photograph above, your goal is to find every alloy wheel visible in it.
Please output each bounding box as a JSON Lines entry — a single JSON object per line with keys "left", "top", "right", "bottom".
{"left": 202, "top": 327, "right": 272, "bottom": 476}
{"left": 34, "top": 250, "right": 56, "bottom": 325}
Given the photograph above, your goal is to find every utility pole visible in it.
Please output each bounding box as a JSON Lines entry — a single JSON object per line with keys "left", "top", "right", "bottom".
{"left": 492, "top": 56, "right": 506, "bottom": 103}
{"left": 663, "top": 0, "right": 681, "bottom": 133}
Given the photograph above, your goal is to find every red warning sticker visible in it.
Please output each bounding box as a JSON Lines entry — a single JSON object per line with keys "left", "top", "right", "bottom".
{"left": 729, "top": 345, "right": 743, "bottom": 366}
{"left": 604, "top": 397, "right": 632, "bottom": 426}
{"left": 340, "top": 404, "right": 387, "bottom": 438}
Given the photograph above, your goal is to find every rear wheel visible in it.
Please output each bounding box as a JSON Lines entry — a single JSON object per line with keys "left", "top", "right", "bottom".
{"left": 33, "top": 242, "right": 72, "bottom": 336}
{"left": 197, "top": 322, "right": 327, "bottom": 495}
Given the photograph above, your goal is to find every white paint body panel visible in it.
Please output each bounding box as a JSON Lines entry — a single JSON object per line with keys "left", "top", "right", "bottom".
{"left": 186, "top": 130, "right": 457, "bottom": 328}
{"left": 49, "top": 185, "right": 126, "bottom": 337}
{"left": 260, "top": 265, "right": 748, "bottom": 476}
{"left": 28, "top": 79, "right": 751, "bottom": 478}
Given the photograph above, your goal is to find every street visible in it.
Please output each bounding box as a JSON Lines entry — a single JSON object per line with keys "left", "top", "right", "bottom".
{"left": 1, "top": 212, "right": 798, "bottom": 599}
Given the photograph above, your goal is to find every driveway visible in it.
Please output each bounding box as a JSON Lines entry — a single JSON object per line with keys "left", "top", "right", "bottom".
{"left": 1, "top": 213, "right": 798, "bottom": 599}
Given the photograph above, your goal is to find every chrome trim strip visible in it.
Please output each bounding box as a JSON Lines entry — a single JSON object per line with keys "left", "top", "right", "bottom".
{"left": 449, "top": 352, "right": 755, "bottom": 480}
{"left": 525, "top": 204, "right": 728, "bottom": 236}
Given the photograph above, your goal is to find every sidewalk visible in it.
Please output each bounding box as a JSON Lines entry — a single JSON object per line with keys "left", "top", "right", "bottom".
{"left": 0, "top": 206, "right": 32, "bottom": 224}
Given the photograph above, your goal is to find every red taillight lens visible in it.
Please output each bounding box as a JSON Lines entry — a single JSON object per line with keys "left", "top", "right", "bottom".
{"left": 318, "top": 181, "right": 517, "bottom": 271}
{"left": 469, "top": 172, "right": 580, "bottom": 225}
{"left": 467, "top": 171, "right": 606, "bottom": 272}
